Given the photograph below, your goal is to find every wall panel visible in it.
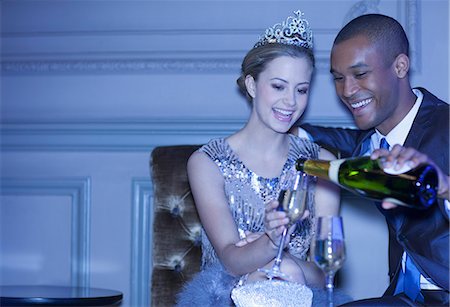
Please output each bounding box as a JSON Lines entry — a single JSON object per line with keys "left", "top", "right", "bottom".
{"left": 0, "top": 178, "right": 91, "bottom": 287}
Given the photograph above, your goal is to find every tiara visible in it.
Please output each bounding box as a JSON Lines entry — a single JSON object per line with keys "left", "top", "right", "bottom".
{"left": 253, "top": 10, "right": 313, "bottom": 50}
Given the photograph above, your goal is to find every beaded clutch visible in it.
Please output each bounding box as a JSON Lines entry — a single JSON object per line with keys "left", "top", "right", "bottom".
{"left": 231, "top": 280, "right": 313, "bottom": 307}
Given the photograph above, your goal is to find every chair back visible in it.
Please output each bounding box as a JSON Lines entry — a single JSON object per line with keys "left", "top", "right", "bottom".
{"left": 150, "top": 145, "right": 202, "bottom": 306}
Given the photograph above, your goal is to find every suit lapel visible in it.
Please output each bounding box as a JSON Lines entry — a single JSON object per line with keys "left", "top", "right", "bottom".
{"left": 404, "top": 93, "right": 435, "bottom": 149}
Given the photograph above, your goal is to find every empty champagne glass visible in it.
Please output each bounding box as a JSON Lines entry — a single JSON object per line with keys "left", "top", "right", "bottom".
{"left": 312, "top": 216, "right": 346, "bottom": 307}
{"left": 258, "top": 171, "right": 309, "bottom": 280}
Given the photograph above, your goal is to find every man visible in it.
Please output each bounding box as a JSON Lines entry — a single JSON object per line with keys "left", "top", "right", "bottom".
{"left": 295, "top": 14, "right": 449, "bottom": 305}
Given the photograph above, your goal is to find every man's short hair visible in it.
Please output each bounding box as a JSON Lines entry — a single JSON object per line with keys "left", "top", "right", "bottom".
{"left": 334, "top": 14, "right": 409, "bottom": 66}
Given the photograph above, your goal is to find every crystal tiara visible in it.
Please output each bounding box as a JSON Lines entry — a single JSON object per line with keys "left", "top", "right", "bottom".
{"left": 253, "top": 10, "right": 313, "bottom": 50}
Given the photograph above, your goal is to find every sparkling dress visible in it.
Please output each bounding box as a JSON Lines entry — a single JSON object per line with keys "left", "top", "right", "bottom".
{"left": 176, "top": 135, "right": 323, "bottom": 306}
{"left": 199, "top": 135, "right": 320, "bottom": 269}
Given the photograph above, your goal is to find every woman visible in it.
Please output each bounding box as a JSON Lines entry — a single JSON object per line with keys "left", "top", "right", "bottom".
{"left": 177, "top": 11, "right": 340, "bottom": 305}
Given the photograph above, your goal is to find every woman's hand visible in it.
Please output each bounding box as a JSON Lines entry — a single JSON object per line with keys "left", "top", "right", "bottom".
{"left": 371, "top": 144, "right": 450, "bottom": 209}
{"left": 263, "top": 199, "right": 308, "bottom": 248}
{"left": 264, "top": 200, "right": 287, "bottom": 249}
{"left": 234, "top": 231, "right": 264, "bottom": 247}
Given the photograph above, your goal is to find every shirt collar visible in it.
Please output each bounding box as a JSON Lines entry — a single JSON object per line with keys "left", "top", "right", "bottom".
{"left": 372, "top": 88, "right": 423, "bottom": 150}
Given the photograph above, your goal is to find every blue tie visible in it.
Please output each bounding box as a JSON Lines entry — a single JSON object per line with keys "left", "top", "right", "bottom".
{"left": 379, "top": 137, "right": 390, "bottom": 150}
{"left": 394, "top": 254, "right": 424, "bottom": 302}
{"left": 404, "top": 255, "right": 424, "bottom": 302}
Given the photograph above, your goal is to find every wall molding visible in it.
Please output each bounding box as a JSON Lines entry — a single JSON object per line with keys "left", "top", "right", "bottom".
{"left": 404, "top": 0, "right": 421, "bottom": 72}
{"left": 0, "top": 177, "right": 91, "bottom": 287}
{"left": 1, "top": 56, "right": 331, "bottom": 75}
{"left": 0, "top": 117, "right": 355, "bottom": 151}
{"left": 1, "top": 1, "right": 419, "bottom": 75}
{"left": 2, "top": 58, "right": 241, "bottom": 75}
{"left": 130, "top": 178, "right": 152, "bottom": 307}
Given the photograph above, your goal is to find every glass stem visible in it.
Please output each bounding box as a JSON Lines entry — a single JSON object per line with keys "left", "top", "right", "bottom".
{"left": 326, "top": 273, "right": 335, "bottom": 307}
{"left": 273, "top": 227, "right": 288, "bottom": 269}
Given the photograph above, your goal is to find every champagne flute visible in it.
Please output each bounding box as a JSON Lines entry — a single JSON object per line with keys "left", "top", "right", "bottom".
{"left": 312, "top": 216, "right": 346, "bottom": 307}
{"left": 258, "top": 171, "right": 309, "bottom": 280}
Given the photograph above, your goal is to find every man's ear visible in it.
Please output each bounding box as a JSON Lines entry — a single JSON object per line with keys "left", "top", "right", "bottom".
{"left": 244, "top": 75, "right": 256, "bottom": 98}
{"left": 394, "top": 53, "right": 410, "bottom": 78}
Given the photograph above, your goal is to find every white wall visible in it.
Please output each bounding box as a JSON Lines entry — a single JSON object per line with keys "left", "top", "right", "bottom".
{"left": 1, "top": 1, "right": 448, "bottom": 306}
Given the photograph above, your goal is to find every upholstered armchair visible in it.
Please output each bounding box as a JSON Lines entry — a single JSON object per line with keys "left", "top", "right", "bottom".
{"left": 150, "top": 145, "right": 202, "bottom": 306}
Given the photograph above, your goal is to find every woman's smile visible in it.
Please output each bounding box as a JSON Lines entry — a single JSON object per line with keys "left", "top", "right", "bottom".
{"left": 273, "top": 107, "right": 294, "bottom": 122}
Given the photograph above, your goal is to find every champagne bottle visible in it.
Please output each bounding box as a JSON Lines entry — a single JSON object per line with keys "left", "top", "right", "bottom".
{"left": 296, "top": 156, "right": 438, "bottom": 208}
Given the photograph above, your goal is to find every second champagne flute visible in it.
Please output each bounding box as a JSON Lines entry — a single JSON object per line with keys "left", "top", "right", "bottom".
{"left": 312, "top": 216, "right": 346, "bottom": 307}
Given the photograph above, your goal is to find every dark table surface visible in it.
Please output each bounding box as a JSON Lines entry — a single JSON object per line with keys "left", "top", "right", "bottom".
{"left": 0, "top": 285, "right": 123, "bottom": 306}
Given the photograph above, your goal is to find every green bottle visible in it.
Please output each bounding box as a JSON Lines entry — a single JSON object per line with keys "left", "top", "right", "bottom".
{"left": 296, "top": 156, "right": 438, "bottom": 208}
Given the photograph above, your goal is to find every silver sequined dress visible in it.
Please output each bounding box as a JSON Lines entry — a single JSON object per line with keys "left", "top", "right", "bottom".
{"left": 199, "top": 134, "right": 320, "bottom": 269}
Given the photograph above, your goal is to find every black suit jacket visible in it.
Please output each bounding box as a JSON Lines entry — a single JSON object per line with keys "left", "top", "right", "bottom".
{"left": 302, "top": 88, "right": 449, "bottom": 294}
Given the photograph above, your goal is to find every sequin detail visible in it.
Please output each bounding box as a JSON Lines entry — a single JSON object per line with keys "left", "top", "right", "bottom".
{"left": 198, "top": 135, "right": 319, "bottom": 268}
